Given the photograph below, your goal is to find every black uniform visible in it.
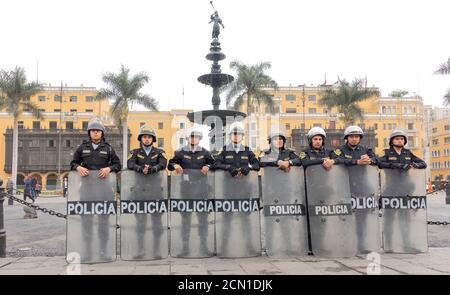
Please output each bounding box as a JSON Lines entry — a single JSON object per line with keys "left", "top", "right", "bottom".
{"left": 168, "top": 146, "right": 215, "bottom": 171}
{"left": 258, "top": 148, "right": 301, "bottom": 167}
{"left": 299, "top": 146, "right": 335, "bottom": 168}
{"left": 378, "top": 147, "right": 427, "bottom": 169}
{"left": 213, "top": 143, "right": 260, "bottom": 175}
{"left": 70, "top": 139, "right": 121, "bottom": 262}
{"left": 330, "top": 144, "right": 378, "bottom": 166}
{"left": 70, "top": 139, "right": 121, "bottom": 172}
{"left": 127, "top": 146, "right": 167, "bottom": 174}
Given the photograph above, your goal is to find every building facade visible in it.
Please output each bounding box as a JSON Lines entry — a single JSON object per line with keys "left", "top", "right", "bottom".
{"left": 430, "top": 117, "right": 450, "bottom": 182}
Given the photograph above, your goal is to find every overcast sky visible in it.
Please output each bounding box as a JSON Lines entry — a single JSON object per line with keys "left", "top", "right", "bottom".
{"left": 1, "top": 0, "right": 449, "bottom": 112}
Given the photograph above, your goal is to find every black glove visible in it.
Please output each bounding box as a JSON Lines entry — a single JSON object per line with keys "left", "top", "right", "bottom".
{"left": 391, "top": 163, "right": 404, "bottom": 169}
{"left": 401, "top": 163, "right": 410, "bottom": 171}
{"left": 241, "top": 166, "right": 250, "bottom": 176}
{"left": 229, "top": 167, "right": 239, "bottom": 177}
{"left": 135, "top": 165, "right": 144, "bottom": 173}
{"left": 411, "top": 162, "right": 420, "bottom": 168}
{"left": 150, "top": 166, "right": 159, "bottom": 174}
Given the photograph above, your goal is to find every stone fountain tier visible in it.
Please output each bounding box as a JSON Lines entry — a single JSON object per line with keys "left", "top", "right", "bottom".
{"left": 187, "top": 109, "right": 246, "bottom": 124}
{"left": 197, "top": 73, "right": 234, "bottom": 88}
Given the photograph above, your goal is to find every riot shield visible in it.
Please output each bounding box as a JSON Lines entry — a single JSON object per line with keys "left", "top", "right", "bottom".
{"left": 348, "top": 165, "right": 381, "bottom": 253}
{"left": 380, "top": 168, "right": 428, "bottom": 253}
{"left": 66, "top": 171, "right": 117, "bottom": 264}
{"left": 170, "top": 170, "right": 215, "bottom": 258}
{"left": 215, "top": 170, "right": 261, "bottom": 258}
{"left": 305, "top": 165, "right": 357, "bottom": 257}
{"left": 119, "top": 170, "right": 168, "bottom": 260}
{"left": 261, "top": 167, "right": 308, "bottom": 257}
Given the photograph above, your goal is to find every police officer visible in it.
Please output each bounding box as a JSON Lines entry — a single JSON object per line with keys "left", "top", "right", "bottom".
{"left": 259, "top": 131, "right": 301, "bottom": 171}
{"left": 378, "top": 129, "right": 426, "bottom": 170}
{"left": 300, "top": 127, "right": 336, "bottom": 169}
{"left": 214, "top": 122, "right": 260, "bottom": 256}
{"left": 127, "top": 129, "right": 167, "bottom": 175}
{"left": 127, "top": 128, "right": 167, "bottom": 260}
{"left": 70, "top": 119, "right": 121, "bottom": 262}
{"left": 331, "top": 125, "right": 378, "bottom": 166}
{"left": 214, "top": 122, "right": 260, "bottom": 176}
{"left": 168, "top": 128, "right": 215, "bottom": 257}
{"left": 168, "top": 128, "right": 214, "bottom": 172}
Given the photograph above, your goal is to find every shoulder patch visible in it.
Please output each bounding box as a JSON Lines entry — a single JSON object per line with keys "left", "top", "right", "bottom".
{"left": 128, "top": 153, "right": 133, "bottom": 160}
{"left": 299, "top": 152, "right": 306, "bottom": 159}
{"left": 334, "top": 149, "right": 342, "bottom": 156}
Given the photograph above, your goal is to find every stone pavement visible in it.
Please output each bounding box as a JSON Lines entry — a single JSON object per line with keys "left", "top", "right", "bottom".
{"left": 1, "top": 247, "right": 450, "bottom": 275}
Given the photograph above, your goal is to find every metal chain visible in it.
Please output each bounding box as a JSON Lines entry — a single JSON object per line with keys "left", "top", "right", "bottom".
{"left": 3, "top": 193, "right": 67, "bottom": 219}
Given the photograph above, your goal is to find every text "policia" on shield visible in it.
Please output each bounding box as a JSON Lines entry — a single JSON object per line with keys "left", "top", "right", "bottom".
{"left": 67, "top": 201, "right": 117, "bottom": 215}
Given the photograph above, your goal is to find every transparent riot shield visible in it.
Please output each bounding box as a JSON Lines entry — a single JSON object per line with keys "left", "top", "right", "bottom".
{"left": 120, "top": 170, "right": 168, "bottom": 260}
{"left": 261, "top": 167, "right": 308, "bottom": 257}
{"left": 215, "top": 170, "right": 261, "bottom": 258}
{"left": 170, "top": 170, "right": 215, "bottom": 258}
{"left": 348, "top": 165, "right": 381, "bottom": 253}
{"left": 66, "top": 171, "right": 117, "bottom": 264}
{"left": 380, "top": 168, "right": 428, "bottom": 253}
{"left": 305, "top": 165, "right": 357, "bottom": 257}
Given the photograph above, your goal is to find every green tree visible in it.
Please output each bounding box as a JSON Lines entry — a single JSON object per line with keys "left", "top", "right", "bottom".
{"left": 97, "top": 65, "right": 158, "bottom": 167}
{"left": 319, "top": 78, "right": 380, "bottom": 126}
{"left": 225, "top": 61, "right": 278, "bottom": 114}
{"left": 389, "top": 89, "right": 409, "bottom": 97}
{"left": 434, "top": 57, "right": 450, "bottom": 105}
{"left": 0, "top": 67, "right": 43, "bottom": 189}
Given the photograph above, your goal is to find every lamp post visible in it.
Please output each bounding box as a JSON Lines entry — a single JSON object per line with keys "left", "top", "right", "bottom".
{"left": 56, "top": 82, "right": 63, "bottom": 191}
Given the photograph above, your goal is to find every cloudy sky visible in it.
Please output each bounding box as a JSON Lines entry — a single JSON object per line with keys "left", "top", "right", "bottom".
{"left": 1, "top": 0, "right": 449, "bottom": 112}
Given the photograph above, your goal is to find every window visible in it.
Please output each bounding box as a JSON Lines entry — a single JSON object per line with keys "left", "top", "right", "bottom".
{"left": 69, "top": 96, "right": 77, "bottom": 102}
{"left": 308, "top": 95, "right": 316, "bottom": 102}
{"left": 308, "top": 108, "right": 316, "bottom": 114}
{"left": 285, "top": 123, "right": 290, "bottom": 130}
{"left": 66, "top": 122, "right": 74, "bottom": 130}
{"left": 408, "top": 136, "right": 414, "bottom": 147}
{"left": 432, "top": 128, "right": 438, "bottom": 133}
{"left": 433, "top": 139, "right": 439, "bottom": 145}
{"left": 70, "top": 109, "right": 77, "bottom": 113}
{"left": 179, "top": 137, "right": 184, "bottom": 145}
{"left": 446, "top": 125, "right": 450, "bottom": 131}
{"left": 375, "top": 138, "right": 379, "bottom": 148}
{"left": 329, "top": 121, "right": 336, "bottom": 129}
{"left": 65, "top": 140, "right": 71, "bottom": 148}
{"left": 38, "top": 96, "right": 46, "bottom": 102}
{"left": 85, "top": 109, "right": 93, "bottom": 113}
{"left": 32, "top": 121, "right": 40, "bottom": 130}
{"left": 300, "top": 123, "right": 305, "bottom": 130}
{"left": 82, "top": 121, "right": 88, "bottom": 130}
{"left": 49, "top": 121, "right": 57, "bottom": 129}
{"left": 158, "top": 122, "right": 164, "bottom": 129}
{"left": 179, "top": 122, "right": 185, "bottom": 129}
{"left": 48, "top": 140, "right": 55, "bottom": 148}
{"left": 18, "top": 121, "right": 24, "bottom": 129}
{"left": 286, "top": 108, "right": 297, "bottom": 113}
{"left": 54, "top": 95, "right": 61, "bottom": 102}
{"left": 285, "top": 95, "right": 296, "bottom": 102}
{"left": 408, "top": 123, "right": 414, "bottom": 130}
{"left": 38, "top": 109, "right": 45, "bottom": 113}
{"left": 388, "top": 123, "right": 392, "bottom": 130}
{"left": 54, "top": 109, "right": 61, "bottom": 112}
{"left": 85, "top": 96, "right": 94, "bottom": 102}
{"left": 30, "top": 139, "right": 40, "bottom": 147}
{"left": 445, "top": 137, "right": 450, "bottom": 144}
{"left": 157, "top": 138, "right": 164, "bottom": 148}
{"left": 374, "top": 123, "right": 378, "bottom": 130}
{"left": 313, "top": 123, "right": 322, "bottom": 127}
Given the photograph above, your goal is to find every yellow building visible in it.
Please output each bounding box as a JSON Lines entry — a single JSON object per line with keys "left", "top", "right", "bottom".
{"left": 430, "top": 118, "right": 450, "bottom": 182}
{"left": 240, "top": 85, "right": 425, "bottom": 158}
{"left": 0, "top": 85, "right": 192, "bottom": 189}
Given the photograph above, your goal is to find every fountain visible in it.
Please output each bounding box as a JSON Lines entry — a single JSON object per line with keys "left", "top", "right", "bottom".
{"left": 187, "top": 1, "right": 246, "bottom": 152}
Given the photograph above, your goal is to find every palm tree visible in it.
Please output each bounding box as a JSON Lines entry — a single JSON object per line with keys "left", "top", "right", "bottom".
{"left": 225, "top": 61, "right": 278, "bottom": 114}
{"left": 97, "top": 65, "right": 158, "bottom": 167}
{"left": 434, "top": 58, "right": 450, "bottom": 105}
{"left": 0, "top": 67, "right": 43, "bottom": 190}
{"left": 389, "top": 89, "right": 409, "bottom": 98}
{"left": 319, "top": 78, "right": 380, "bottom": 126}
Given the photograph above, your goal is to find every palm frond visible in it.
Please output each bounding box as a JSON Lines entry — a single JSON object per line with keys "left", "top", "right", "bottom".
{"left": 435, "top": 58, "right": 450, "bottom": 75}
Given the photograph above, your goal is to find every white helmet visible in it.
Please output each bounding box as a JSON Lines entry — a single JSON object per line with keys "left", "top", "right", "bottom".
{"left": 389, "top": 129, "right": 407, "bottom": 145}
{"left": 343, "top": 125, "right": 364, "bottom": 139}
{"left": 185, "top": 127, "right": 203, "bottom": 140}
{"left": 307, "top": 127, "right": 326, "bottom": 145}
{"left": 227, "top": 122, "right": 245, "bottom": 135}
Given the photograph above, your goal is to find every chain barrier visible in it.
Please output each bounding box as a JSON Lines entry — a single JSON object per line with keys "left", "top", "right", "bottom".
{"left": 3, "top": 192, "right": 66, "bottom": 219}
